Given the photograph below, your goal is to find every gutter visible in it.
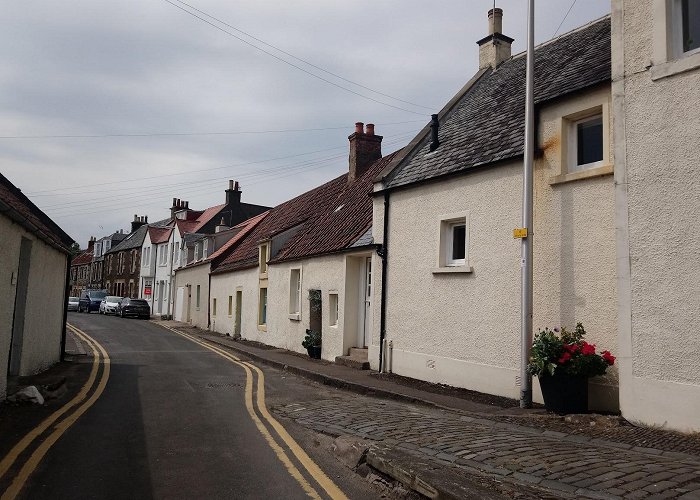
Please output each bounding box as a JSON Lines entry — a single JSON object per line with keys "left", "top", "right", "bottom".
{"left": 378, "top": 190, "right": 390, "bottom": 373}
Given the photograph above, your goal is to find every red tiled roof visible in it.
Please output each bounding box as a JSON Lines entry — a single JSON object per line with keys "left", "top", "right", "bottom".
{"left": 208, "top": 211, "right": 268, "bottom": 261}
{"left": 275, "top": 151, "right": 400, "bottom": 262}
{"left": 71, "top": 250, "right": 93, "bottom": 266}
{"left": 0, "top": 173, "right": 73, "bottom": 253}
{"left": 212, "top": 150, "right": 401, "bottom": 274}
{"left": 175, "top": 218, "right": 199, "bottom": 235}
{"left": 149, "top": 226, "right": 173, "bottom": 244}
{"left": 193, "top": 203, "right": 225, "bottom": 232}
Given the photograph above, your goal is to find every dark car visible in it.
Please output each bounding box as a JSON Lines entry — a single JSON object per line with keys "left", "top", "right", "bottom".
{"left": 79, "top": 290, "right": 108, "bottom": 313}
{"left": 117, "top": 298, "right": 151, "bottom": 319}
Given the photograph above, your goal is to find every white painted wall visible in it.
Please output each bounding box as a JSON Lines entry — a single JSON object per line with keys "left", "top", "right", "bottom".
{"left": 210, "top": 267, "right": 259, "bottom": 337}
{"left": 0, "top": 215, "right": 67, "bottom": 399}
{"left": 371, "top": 86, "right": 618, "bottom": 409}
{"left": 173, "top": 263, "right": 210, "bottom": 329}
{"left": 613, "top": 0, "right": 700, "bottom": 431}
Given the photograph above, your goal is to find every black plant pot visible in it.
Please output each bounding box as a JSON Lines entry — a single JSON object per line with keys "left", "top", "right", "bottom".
{"left": 307, "top": 345, "right": 322, "bottom": 359}
{"left": 538, "top": 371, "right": 589, "bottom": 414}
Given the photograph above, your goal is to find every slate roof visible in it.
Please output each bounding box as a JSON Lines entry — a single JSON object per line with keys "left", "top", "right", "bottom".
{"left": 380, "top": 17, "right": 611, "bottom": 190}
{"left": 0, "top": 172, "right": 74, "bottom": 253}
{"left": 212, "top": 150, "right": 400, "bottom": 274}
{"left": 106, "top": 224, "right": 148, "bottom": 254}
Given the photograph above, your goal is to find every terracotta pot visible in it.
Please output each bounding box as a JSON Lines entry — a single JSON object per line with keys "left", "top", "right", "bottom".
{"left": 538, "top": 371, "right": 588, "bottom": 414}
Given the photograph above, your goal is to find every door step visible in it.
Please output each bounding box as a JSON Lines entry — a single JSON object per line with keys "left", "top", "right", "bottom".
{"left": 335, "top": 348, "right": 369, "bottom": 370}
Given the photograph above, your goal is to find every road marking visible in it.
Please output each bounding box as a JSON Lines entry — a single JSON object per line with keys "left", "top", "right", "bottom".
{"left": 0, "top": 324, "right": 99, "bottom": 482}
{"left": 157, "top": 324, "right": 348, "bottom": 500}
{"left": 1, "top": 326, "right": 111, "bottom": 500}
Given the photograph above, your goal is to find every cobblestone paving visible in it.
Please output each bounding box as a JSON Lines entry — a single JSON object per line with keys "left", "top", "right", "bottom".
{"left": 274, "top": 397, "right": 700, "bottom": 499}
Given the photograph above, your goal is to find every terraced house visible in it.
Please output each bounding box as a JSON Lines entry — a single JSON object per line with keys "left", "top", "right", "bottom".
{"left": 207, "top": 124, "right": 399, "bottom": 364}
{"left": 103, "top": 215, "right": 149, "bottom": 298}
{"left": 370, "top": 12, "right": 618, "bottom": 410}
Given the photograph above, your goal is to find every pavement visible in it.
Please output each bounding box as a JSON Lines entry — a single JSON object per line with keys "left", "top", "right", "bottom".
{"left": 156, "top": 320, "right": 700, "bottom": 500}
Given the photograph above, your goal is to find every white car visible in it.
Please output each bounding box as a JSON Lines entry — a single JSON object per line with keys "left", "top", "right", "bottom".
{"left": 67, "top": 296, "right": 79, "bottom": 312}
{"left": 99, "top": 296, "right": 123, "bottom": 315}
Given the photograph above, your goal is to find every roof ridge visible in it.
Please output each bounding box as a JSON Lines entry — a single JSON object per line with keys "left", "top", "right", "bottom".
{"left": 510, "top": 14, "right": 611, "bottom": 61}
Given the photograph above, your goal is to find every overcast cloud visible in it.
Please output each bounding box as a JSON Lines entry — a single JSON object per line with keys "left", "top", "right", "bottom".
{"left": 1, "top": 0, "right": 610, "bottom": 246}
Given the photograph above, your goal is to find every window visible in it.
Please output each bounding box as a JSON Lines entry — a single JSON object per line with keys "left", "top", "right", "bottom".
{"left": 228, "top": 295, "right": 233, "bottom": 317}
{"left": 682, "top": 0, "right": 700, "bottom": 53}
{"left": 329, "top": 293, "right": 339, "bottom": 327}
{"left": 436, "top": 213, "right": 471, "bottom": 272}
{"left": 194, "top": 244, "right": 200, "bottom": 261}
{"left": 196, "top": 284, "right": 201, "bottom": 309}
{"left": 289, "top": 269, "right": 301, "bottom": 318}
{"left": 570, "top": 114, "right": 604, "bottom": 172}
{"left": 203, "top": 239, "right": 209, "bottom": 259}
{"left": 160, "top": 246, "right": 167, "bottom": 266}
{"left": 258, "top": 287, "right": 268, "bottom": 325}
{"left": 212, "top": 298, "right": 217, "bottom": 317}
{"left": 259, "top": 244, "right": 269, "bottom": 274}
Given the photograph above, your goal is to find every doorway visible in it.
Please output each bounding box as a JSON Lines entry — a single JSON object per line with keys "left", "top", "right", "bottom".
{"left": 309, "top": 289, "right": 322, "bottom": 334}
{"left": 8, "top": 238, "right": 32, "bottom": 377}
{"left": 357, "top": 257, "right": 372, "bottom": 348}
{"left": 234, "top": 290, "right": 242, "bottom": 336}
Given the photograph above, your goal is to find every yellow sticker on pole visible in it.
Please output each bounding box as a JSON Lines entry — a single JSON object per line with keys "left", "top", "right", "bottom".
{"left": 513, "top": 228, "right": 528, "bottom": 239}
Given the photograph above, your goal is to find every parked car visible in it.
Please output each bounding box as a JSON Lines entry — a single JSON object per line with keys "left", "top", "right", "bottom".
{"left": 117, "top": 298, "right": 151, "bottom": 319}
{"left": 78, "top": 290, "right": 108, "bottom": 313}
{"left": 99, "top": 296, "right": 123, "bottom": 315}
{"left": 67, "top": 296, "right": 79, "bottom": 312}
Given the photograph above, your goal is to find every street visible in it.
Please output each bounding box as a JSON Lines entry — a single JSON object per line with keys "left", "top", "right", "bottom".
{"left": 15, "top": 313, "right": 380, "bottom": 500}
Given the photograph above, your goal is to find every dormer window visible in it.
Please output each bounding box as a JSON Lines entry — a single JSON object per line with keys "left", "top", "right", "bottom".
{"left": 203, "top": 239, "right": 209, "bottom": 259}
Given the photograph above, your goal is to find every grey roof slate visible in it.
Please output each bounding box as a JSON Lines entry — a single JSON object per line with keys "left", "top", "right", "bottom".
{"left": 106, "top": 224, "right": 148, "bottom": 253}
{"left": 383, "top": 17, "right": 611, "bottom": 190}
{"left": 349, "top": 227, "right": 373, "bottom": 248}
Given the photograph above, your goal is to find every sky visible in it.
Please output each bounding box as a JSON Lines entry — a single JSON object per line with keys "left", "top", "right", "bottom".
{"left": 1, "top": 0, "right": 610, "bottom": 247}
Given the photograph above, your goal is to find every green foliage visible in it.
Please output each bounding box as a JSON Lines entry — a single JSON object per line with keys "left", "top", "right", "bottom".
{"left": 308, "top": 290, "right": 322, "bottom": 313}
{"left": 302, "top": 329, "right": 321, "bottom": 348}
{"left": 528, "top": 323, "right": 615, "bottom": 378}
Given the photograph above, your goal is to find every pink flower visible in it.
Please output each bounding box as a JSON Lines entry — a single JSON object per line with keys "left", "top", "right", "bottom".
{"left": 581, "top": 342, "right": 596, "bottom": 356}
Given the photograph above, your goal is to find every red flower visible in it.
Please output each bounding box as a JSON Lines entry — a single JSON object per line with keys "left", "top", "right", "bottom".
{"left": 581, "top": 342, "right": 596, "bottom": 356}
{"left": 602, "top": 350, "right": 616, "bottom": 365}
{"left": 558, "top": 352, "right": 571, "bottom": 364}
{"left": 564, "top": 344, "right": 579, "bottom": 354}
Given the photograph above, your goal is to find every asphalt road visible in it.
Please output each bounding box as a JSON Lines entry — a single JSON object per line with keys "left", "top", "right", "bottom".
{"left": 20, "top": 312, "right": 372, "bottom": 500}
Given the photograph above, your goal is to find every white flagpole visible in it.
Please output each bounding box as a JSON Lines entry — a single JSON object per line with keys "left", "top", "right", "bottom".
{"left": 520, "top": 0, "right": 535, "bottom": 409}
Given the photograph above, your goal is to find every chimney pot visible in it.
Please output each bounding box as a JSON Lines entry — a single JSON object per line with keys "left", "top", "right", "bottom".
{"left": 229, "top": 179, "right": 234, "bottom": 190}
{"left": 134, "top": 214, "right": 138, "bottom": 221}
{"left": 366, "top": 123, "right": 375, "bottom": 135}
{"left": 430, "top": 114, "right": 440, "bottom": 151}
{"left": 355, "top": 122, "right": 364, "bottom": 134}
{"left": 172, "top": 197, "right": 177, "bottom": 207}
{"left": 185, "top": 201, "right": 189, "bottom": 209}
{"left": 488, "top": 7, "right": 503, "bottom": 34}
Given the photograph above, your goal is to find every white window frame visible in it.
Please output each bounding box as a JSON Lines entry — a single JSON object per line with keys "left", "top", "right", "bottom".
{"left": 435, "top": 212, "right": 472, "bottom": 273}
{"left": 329, "top": 292, "right": 339, "bottom": 327}
{"left": 212, "top": 298, "right": 217, "bottom": 317}
{"left": 258, "top": 287, "right": 268, "bottom": 327}
{"left": 288, "top": 268, "right": 302, "bottom": 320}
{"left": 259, "top": 243, "right": 269, "bottom": 275}
{"left": 568, "top": 113, "right": 605, "bottom": 173}
{"left": 651, "top": 0, "right": 700, "bottom": 79}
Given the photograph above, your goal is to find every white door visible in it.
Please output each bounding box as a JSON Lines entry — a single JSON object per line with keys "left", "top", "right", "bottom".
{"left": 175, "top": 287, "right": 184, "bottom": 321}
{"left": 357, "top": 257, "right": 372, "bottom": 348}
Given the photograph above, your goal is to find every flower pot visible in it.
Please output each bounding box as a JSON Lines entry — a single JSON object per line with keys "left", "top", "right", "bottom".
{"left": 538, "top": 371, "right": 588, "bottom": 414}
{"left": 307, "top": 345, "right": 322, "bottom": 359}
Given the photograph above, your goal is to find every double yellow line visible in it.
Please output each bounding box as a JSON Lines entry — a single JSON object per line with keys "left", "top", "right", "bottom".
{"left": 0, "top": 324, "right": 110, "bottom": 500}
{"left": 157, "top": 324, "right": 348, "bottom": 500}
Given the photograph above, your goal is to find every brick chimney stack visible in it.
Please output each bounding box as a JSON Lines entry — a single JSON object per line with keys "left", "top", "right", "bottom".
{"left": 348, "top": 122, "right": 382, "bottom": 181}
{"left": 170, "top": 199, "right": 189, "bottom": 219}
{"left": 477, "top": 8, "right": 513, "bottom": 70}
{"left": 87, "top": 236, "right": 96, "bottom": 252}
{"left": 225, "top": 180, "right": 241, "bottom": 206}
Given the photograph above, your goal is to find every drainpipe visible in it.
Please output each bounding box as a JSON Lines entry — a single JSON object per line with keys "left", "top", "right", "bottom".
{"left": 60, "top": 253, "right": 72, "bottom": 362}
{"left": 379, "top": 190, "right": 390, "bottom": 373}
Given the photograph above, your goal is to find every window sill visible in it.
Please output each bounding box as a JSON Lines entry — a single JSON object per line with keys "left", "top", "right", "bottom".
{"left": 651, "top": 51, "right": 700, "bottom": 81}
{"left": 259, "top": 272, "right": 268, "bottom": 280}
{"left": 288, "top": 313, "right": 301, "bottom": 321}
{"left": 433, "top": 266, "right": 473, "bottom": 274}
{"left": 257, "top": 324, "right": 267, "bottom": 332}
{"left": 549, "top": 164, "right": 613, "bottom": 185}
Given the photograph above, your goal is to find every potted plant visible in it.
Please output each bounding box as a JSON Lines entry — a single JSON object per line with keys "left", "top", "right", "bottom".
{"left": 302, "top": 329, "right": 322, "bottom": 359}
{"left": 527, "top": 323, "right": 615, "bottom": 414}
